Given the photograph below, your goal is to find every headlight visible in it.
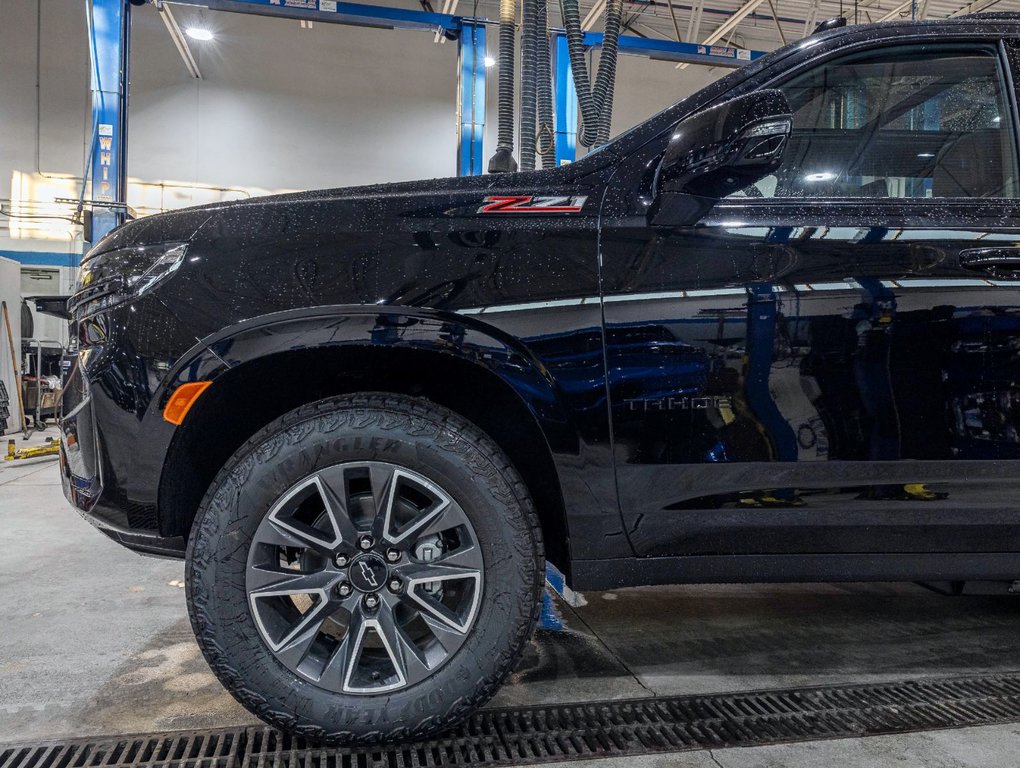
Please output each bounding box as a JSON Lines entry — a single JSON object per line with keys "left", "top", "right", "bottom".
{"left": 70, "top": 243, "right": 188, "bottom": 317}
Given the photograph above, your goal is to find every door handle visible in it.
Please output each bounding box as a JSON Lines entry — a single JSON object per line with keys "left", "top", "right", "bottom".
{"left": 959, "top": 248, "right": 1020, "bottom": 274}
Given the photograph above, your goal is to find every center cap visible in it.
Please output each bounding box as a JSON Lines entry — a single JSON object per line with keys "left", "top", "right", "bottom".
{"left": 349, "top": 554, "right": 388, "bottom": 593}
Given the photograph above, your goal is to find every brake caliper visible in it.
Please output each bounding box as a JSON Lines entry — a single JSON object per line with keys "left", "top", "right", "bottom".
{"left": 414, "top": 535, "right": 445, "bottom": 599}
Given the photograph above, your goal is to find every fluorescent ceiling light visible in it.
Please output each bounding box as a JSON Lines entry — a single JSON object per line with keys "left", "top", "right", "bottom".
{"left": 483, "top": 56, "right": 496, "bottom": 68}
{"left": 186, "top": 27, "right": 214, "bottom": 41}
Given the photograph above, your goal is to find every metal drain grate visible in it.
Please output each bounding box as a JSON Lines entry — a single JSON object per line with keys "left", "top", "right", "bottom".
{"left": 6, "top": 673, "right": 1020, "bottom": 767}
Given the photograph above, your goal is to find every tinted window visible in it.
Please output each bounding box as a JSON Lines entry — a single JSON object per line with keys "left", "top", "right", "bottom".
{"left": 730, "top": 47, "right": 1019, "bottom": 199}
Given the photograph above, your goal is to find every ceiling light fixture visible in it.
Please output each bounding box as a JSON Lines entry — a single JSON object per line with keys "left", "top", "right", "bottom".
{"left": 186, "top": 27, "right": 214, "bottom": 41}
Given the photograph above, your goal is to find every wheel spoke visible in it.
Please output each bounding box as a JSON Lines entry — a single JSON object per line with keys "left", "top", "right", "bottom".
{"left": 400, "top": 560, "right": 482, "bottom": 634}
{"left": 398, "top": 560, "right": 482, "bottom": 584}
{"left": 420, "top": 610, "right": 471, "bottom": 653}
{"left": 249, "top": 582, "right": 335, "bottom": 653}
{"left": 375, "top": 597, "right": 431, "bottom": 687}
{"left": 368, "top": 463, "right": 396, "bottom": 540}
{"left": 429, "top": 542, "right": 484, "bottom": 572}
{"left": 313, "top": 466, "right": 363, "bottom": 545}
{"left": 318, "top": 607, "right": 365, "bottom": 690}
{"left": 273, "top": 608, "right": 331, "bottom": 669}
{"left": 253, "top": 523, "right": 309, "bottom": 550}
{"left": 413, "top": 499, "right": 473, "bottom": 541}
{"left": 407, "top": 589, "right": 476, "bottom": 634}
{"left": 266, "top": 476, "right": 346, "bottom": 554}
{"left": 248, "top": 566, "right": 337, "bottom": 596}
{"left": 326, "top": 607, "right": 410, "bottom": 693}
{"left": 357, "top": 614, "right": 407, "bottom": 691}
{"left": 376, "top": 469, "right": 453, "bottom": 545}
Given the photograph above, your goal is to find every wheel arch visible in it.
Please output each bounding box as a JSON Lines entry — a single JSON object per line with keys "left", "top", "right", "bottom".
{"left": 156, "top": 308, "right": 576, "bottom": 578}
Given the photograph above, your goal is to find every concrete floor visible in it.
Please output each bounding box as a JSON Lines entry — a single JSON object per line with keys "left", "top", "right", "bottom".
{"left": 3, "top": 426, "right": 1020, "bottom": 767}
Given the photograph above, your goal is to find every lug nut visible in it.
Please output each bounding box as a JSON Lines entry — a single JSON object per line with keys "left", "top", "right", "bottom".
{"left": 334, "top": 553, "right": 350, "bottom": 568}
{"left": 363, "top": 593, "right": 380, "bottom": 609}
{"left": 385, "top": 548, "right": 401, "bottom": 563}
{"left": 388, "top": 577, "right": 402, "bottom": 593}
{"left": 358, "top": 535, "right": 374, "bottom": 551}
{"left": 336, "top": 581, "right": 352, "bottom": 597}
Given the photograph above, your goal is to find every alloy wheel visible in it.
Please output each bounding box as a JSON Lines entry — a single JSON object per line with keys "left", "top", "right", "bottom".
{"left": 245, "top": 461, "right": 484, "bottom": 694}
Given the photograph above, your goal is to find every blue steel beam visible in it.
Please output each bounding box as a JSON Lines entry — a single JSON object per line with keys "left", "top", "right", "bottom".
{"left": 167, "top": 0, "right": 470, "bottom": 34}
{"left": 552, "top": 34, "right": 577, "bottom": 168}
{"left": 179, "top": 0, "right": 809, "bottom": 36}
{"left": 553, "top": 32, "right": 767, "bottom": 165}
{"left": 457, "top": 22, "right": 486, "bottom": 176}
{"left": 581, "top": 31, "right": 767, "bottom": 66}
{"left": 87, "top": 0, "right": 130, "bottom": 244}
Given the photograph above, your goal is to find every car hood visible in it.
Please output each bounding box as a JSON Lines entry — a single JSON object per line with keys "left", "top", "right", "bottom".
{"left": 89, "top": 163, "right": 600, "bottom": 257}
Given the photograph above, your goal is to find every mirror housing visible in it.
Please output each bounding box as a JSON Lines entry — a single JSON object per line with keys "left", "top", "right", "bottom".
{"left": 651, "top": 89, "right": 792, "bottom": 227}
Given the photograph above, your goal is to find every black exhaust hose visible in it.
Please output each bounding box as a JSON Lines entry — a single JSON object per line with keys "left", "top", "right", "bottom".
{"left": 559, "top": 0, "right": 597, "bottom": 147}
{"left": 488, "top": 0, "right": 519, "bottom": 173}
{"left": 520, "top": 0, "right": 538, "bottom": 170}
{"left": 593, "top": 0, "right": 621, "bottom": 145}
{"left": 558, "top": 0, "right": 622, "bottom": 147}
{"left": 535, "top": 0, "right": 556, "bottom": 166}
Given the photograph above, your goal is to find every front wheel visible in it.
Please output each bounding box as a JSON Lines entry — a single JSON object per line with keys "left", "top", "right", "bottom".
{"left": 186, "top": 393, "right": 544, "bottom": 744}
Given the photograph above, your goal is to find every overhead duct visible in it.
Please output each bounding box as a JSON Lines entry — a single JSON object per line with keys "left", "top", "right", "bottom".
{"left": 487, "top": 0, "right": 519, "bottom": 173}
{"left": 559, "top": 0, "right": 622, "bottom": 147}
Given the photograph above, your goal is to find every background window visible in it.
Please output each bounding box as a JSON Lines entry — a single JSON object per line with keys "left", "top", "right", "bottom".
{"left": 730, "top": 47, "right": 1019, "bottom": 200}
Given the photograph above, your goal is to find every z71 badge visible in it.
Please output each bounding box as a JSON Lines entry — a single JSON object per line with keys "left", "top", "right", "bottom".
{"left": 478, "top": 195, "right": 588, "bottom": 214}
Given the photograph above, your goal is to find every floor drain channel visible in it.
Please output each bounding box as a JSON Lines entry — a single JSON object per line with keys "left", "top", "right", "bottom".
{"left": 5, "top": 673, "right": 1020, "bottom": 767}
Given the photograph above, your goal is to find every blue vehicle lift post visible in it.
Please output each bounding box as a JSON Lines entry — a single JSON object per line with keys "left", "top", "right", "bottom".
{"left": 457, "top": 22, "right": 487, "bottom": 177}
{"left": 86, "top": 0, "right": 131, "bottom": 244}
{"left": 553, "top": 33, "right": 578, "bottom": 167}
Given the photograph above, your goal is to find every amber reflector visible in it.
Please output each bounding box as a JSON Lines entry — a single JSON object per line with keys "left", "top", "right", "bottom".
{"left": 163, "top": 381, "right": 212, "bottom": 425}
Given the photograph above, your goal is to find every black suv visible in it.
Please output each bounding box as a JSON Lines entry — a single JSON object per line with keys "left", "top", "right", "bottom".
{"left": 62, "top": 15, "right": 1020, "bottom": 744}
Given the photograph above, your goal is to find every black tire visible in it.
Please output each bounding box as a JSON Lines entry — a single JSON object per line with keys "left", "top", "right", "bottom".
{"left": 186, "top": 393, "right": 544, "bottom": 744}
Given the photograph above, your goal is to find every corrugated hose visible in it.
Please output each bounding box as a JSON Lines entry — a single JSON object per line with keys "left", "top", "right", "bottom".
{"left": 487, "top": 0, "right": 519, "bottom": 172}
{"left": 559, "top": 0, "right": 622, "bottom": 147}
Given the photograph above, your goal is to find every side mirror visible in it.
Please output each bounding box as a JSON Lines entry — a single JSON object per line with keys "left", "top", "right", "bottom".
{"left": 651, "top": 89, "right": 792, "bottom": 227}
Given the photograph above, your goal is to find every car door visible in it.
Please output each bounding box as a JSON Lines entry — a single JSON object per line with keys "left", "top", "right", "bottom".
{"left": 600, "top": 35, "right": 1020, "bottom": 566}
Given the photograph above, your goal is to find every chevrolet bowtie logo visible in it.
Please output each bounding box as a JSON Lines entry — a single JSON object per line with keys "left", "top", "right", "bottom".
{"left": 358, "top": 560, "right": 380, "bottom": 588}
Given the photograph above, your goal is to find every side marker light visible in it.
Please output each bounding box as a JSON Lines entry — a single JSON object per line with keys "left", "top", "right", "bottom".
{"left": 163, "top": 381, "right": 213, "bottom": 425}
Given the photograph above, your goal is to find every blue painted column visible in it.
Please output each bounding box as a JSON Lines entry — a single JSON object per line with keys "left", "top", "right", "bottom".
{"left": 457, "top": 22, "right": 485, "bottom": 176}
{"left": 552, "top": 33, "right": 577, "bottom": 166}
{"left": 87, "top": 0, "right": 130, "bottom": 244}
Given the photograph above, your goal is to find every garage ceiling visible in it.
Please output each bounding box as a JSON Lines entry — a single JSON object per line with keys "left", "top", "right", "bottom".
{"left": 465, "top": 0, "right": 1016, "bottom": 52}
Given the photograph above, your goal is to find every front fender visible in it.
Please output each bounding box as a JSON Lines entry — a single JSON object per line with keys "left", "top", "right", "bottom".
{"left": 153, "top": 305, "right": 576, "bottom": 449}
{"left": 146, "top": 305, "right": 627, "bottom": 561}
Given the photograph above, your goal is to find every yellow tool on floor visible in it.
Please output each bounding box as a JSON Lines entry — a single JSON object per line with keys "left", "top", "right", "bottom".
{"left": 4, "top": 438, "right": 60, "bottom": 461}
